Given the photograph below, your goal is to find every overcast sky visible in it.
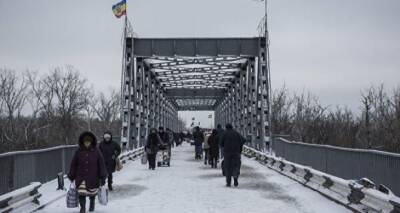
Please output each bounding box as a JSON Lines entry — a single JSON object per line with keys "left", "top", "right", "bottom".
{"left": 1, "top": 0, "right": 400, "bottom": 128}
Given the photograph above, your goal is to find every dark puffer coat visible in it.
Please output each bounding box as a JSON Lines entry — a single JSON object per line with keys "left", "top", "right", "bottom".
{"left": 68, "top": 131, "right": 107, "bottom": 189}
{"left": 220, "top": 129, "right": 246, "bottom": 178}
{"left": 158, "top": 131, "right": 169, "bottom": 148}
{"left": 193, "top": 131, "right": 204, "bottom": 146}
{"left": 208, "top": 132, "right": 219, "bottom": 159}
{"left": 99, "top": 132, "right": 121, "bottom": 174}
{"left": 146, "top": 132, "right": 161, "bottom": 154}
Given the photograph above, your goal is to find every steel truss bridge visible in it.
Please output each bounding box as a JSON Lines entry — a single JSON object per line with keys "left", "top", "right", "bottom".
{"left": 120, "top": 37, "right": 271, "bottom": 148}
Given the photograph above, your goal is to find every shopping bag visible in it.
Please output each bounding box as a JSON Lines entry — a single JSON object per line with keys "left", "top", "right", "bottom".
{"left": 66, "top": 183, "right": 78, "bottom": 208}
{"left": 98, "top": 185, "right": 108, "bottom": 206}
{"left": 116, "top": 158, "right": 123, "bottom": 171}
{"left": 141, "top": 153, "right": 148, "bottom": 165}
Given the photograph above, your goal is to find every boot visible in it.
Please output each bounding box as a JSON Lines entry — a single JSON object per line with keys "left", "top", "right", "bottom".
{"left": 79, "top": 196, "right": 86, "bottom": 213}
{"left": 108, "top": 174, "right": 113, "bottom": 191}
{"left": 234, "top": 177, "right": 239, "bottom": 187}
{"left": 226, "top": 176, "right": 231, "bottom": 187}
{"left": 89, "top": 196, "right": 95, "bottom": 212}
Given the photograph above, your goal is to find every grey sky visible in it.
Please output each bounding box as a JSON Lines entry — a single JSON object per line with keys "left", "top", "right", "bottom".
{"left": 1, "top": 0, "right": 400, "bottom": 128}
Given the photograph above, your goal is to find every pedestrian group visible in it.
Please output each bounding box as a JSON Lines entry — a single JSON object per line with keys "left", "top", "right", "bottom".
{"left": 67, "top": 122, "right": 245, "bottom": 212}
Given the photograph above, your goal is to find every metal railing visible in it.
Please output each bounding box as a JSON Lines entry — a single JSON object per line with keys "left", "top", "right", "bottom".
{"left": 272, "top": 137, "right": 400, "bottom": 196}
{"left": 0, "top": 145, "right": 77, "bottom": 195}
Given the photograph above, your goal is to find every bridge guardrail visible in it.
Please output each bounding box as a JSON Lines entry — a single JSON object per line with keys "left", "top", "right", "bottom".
{"left": 0, "top": 145, "right": 77, "bottom": 196}
{"left": 119, "top": 147, "right": 145, "bottom": 164}
{"left": 0, "top": 182, "right": 42, "bottom": 213}
{"left": 0, "top": 141, "right": 144, "bottom": 196}
{"left": 271, "top": 137, "right": 400, "bottom": 196}
{"left": 243, "top": 146, "right": 400, "bottom": 213}
{"left": 29, "top": 147, "right": 144, "bottom": 213}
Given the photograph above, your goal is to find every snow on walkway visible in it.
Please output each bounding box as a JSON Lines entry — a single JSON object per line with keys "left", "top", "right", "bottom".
{"left": 38, "top": 143, "right": 350, "bottom": 213}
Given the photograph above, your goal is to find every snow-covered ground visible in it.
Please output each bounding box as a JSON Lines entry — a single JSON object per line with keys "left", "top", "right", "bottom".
{"left": 37, "top": 144, "right": 350, "bottom": 213}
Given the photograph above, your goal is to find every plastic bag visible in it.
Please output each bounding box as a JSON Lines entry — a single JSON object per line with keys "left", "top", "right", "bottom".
{"left": 141, "top": 153, "right": 148, "bottom": 165}
{"left": 116, "top": 158, "right": 123, "bottom": 171}
{"left": 66, "top": 183, "right": 78, "bottom": 208}
{"left": 98, "top": 185, "right": 108, "bottom": 206}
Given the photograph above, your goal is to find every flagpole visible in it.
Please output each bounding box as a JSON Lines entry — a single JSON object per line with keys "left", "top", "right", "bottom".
{"left": 120, "top": 0, "right": 128, "bottom": 148}
{"left": 265, "top": 0, "right": 273, "bottom": 153}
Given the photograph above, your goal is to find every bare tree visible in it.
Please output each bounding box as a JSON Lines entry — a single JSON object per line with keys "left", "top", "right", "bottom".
{"left": 0, "top": 69, "right": 28, "bottom": 146}
{"left": 48, "top": 66, "right": 91, "bottom": 144}
{"left": 91, "top": 88, "right": 120, "bottom": 131}
{"left": 271, "top": 85, "right": 293, "bottom": 135}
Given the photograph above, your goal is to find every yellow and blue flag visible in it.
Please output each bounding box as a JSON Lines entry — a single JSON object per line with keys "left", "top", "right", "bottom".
{"left": 112, "top": 0, "right": 127, "bottom": 18}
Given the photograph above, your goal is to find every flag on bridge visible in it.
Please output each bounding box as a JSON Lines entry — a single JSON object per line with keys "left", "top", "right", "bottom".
{"left": 112, "top": 0, "right": 127, "bottom": 18}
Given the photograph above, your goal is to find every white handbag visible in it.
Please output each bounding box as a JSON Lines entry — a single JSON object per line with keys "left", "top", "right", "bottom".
{"left": 141, "top": 153, "right": 148, "bottom": 165}
{"left": 98, "top": 185, "right": 108, "bottom": 206}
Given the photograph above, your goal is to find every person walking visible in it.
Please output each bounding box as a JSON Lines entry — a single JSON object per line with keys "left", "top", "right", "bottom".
{"left": 193, "top": 126, "right": 204, "bottom": 160}
{"left": 159, "top": 127, "right": 171, "bottom": 157}
{"left": 166, "top": 128, "right": 175, "bottom": 148}
{"left": 203, "top": 133, "right": 211, "bottom": 165}
{"left": 68, "top": 131, "right": 107, "bottom": 213}
{"left": 146, "top": 128, "right": 162, "bottom": 170}
{"left": 220, "top": 124, "right": 245, "bottom": 187}
{"left": 208, "top": 129, "right": 220, "bottom": 168}
{"left": 216, "top": 124, "right": 225, "bottom": 159}
{"left": 99, "top": 131, "right": 121, "bottom": 191}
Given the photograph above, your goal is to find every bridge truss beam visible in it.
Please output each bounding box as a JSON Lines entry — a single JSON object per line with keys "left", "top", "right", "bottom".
{"left": 121, "top": 37, "right": 270, "bottom": 151}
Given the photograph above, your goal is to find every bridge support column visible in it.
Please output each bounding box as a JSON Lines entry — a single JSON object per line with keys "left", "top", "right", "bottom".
{"left": 258, "top": 39, "right": 270, "bottom": 152}
{"left": 137, "top": 59, "right": 145, "bottom": 147}
{"left": 239, "top": 67, "right": 247, "bottom": 138}
{"left": 120, "top": 41, "right": 132, "bottom": 149}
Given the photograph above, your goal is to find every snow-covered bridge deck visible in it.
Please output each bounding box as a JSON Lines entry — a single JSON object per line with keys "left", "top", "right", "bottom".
{"left": 38, "top": 144, "right": 350, "bottom": 213}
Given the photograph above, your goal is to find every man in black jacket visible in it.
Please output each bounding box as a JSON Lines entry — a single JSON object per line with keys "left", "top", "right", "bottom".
{"left": 220, "top": 124, "right": 245, "bottom": 187}
{"left": 99, "top": 132, "right": 121, "bottom": 191}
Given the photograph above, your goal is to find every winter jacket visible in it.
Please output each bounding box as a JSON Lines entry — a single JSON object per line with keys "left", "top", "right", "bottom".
{"left": 99, "top": 133, "right": 121, "bottom": 174}
{"left": 208, "top": 134, "right": 219, "bottom": 158}
{"left": 167, "top": 131, "right": 174, "bottom": 144}
{"left": 220, "top": 129, "right": 246, "bottom": 156}
{"left": 220, "top": 129, "right": 245, "bottom": 178}
{"left": 193, "top": 131, "right": 204, "bottom": 146}
{"left": 203, "top": 135, "right": 210, "bottom": 149}
{"left": 146, "top": 133, "right": 161, "bottom": 154}
{"left": 68, "top": 131, "right": 107, "bottom": 189}
{"left": 159, "top": 131, "right": 169, "bottom": 146}
{"left": 216, "top": 128, "right": 224, "bottom": 146}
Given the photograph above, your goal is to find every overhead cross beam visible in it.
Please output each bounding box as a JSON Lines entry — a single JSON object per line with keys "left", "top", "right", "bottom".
{"left": 131, "top": 37, "right": 262, "bottom": 57}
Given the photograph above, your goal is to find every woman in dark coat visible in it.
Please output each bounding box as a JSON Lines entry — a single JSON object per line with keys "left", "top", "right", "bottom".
{"left": 193, "top": 126, "right": 204, "bottom": 160}
{"left": 99, "top": 131, "right": 121, "bottom": 191}
{"left": 208, "top": 129, "right": 220, "bottom": 168}
{"left": 220, "top": 124, "right": 246, "bottom": 187}
{"left": 146, "top": 128, "right": 162, "bottom": 170}
{"left": 68, "top": 131, "right": 107, "bottom": 213}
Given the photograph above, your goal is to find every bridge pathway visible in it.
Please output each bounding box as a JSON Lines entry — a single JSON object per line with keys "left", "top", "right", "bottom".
{"left": 38, "top": 143, "right": 350, "bottom": 213}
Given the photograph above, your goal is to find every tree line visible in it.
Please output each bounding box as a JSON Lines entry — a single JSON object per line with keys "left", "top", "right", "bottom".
{"left": 0, "top": 66, "right": 121, "bottom": 153}
{"left": 1, "top": 66, "right": 399, "bottom": 154}
{"left": 271, "top": 85, "right": 400, "bottom": 153}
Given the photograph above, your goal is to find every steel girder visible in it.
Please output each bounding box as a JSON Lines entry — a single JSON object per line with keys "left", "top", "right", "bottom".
{"left": 213, "top": 40, "right": 270, "bottom": 150}
{"left": 121, "top": 37, "right": 270, "bottom": 150}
